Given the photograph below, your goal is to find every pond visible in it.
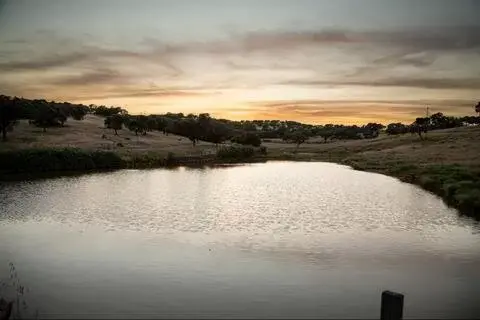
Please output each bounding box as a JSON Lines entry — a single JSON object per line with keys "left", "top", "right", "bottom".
{"left": 0, "top": 162, "right": 479, "bottom": 319}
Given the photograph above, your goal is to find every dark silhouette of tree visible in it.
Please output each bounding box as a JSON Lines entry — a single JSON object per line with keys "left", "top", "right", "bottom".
{"left": 231, "top": 132, "right": 261, "bottom": 147}
{"left": 93, "top": 106, "right": 126, "bottom": 117}
{"left": 0, "top": 95, "right": 17, "bottom": 141}
{"left": 475, "top": 101, "right": 480, "bottom": 116}
{"left": 386, "top": 123, "right": 408, "bottom": 135}
{"left": 33, "top": 103, "right": 62, "bottom": 132}
{"left": 127, "top": 119, "right": 142, "bottom": 136}
{"left": 105, "top": 114, "right": 123, "bottom": 135}
{"left": 318, "top": 128, "right": 332, "bottom": 143}
{"left": 174, "top": 118, "right": 199, "bottom": 146}
{"left": 413, "top": 117, "right": 429, "bottom": 139}
{"left": 70, "top": 107, "right": 88, "bottom": 120}
{"left": 56, "top": 107, "right": 68, "bottom": 126}
{"left": 146, "top": 117, "right": 157, "bottom": 132}
{"left": 205, "top": 120, "right": 232, "bottom": 146}
{"left": 155, "top": 117, "right": 168, "bottom": 134}
{"left": 284, "top": 130, "right": 308, "bottom": 152}
{"left": 363, "top": 123, "right": 384, "bottom": 138}
{"left": 459, "top": 115, "right": 480, "bottom": 125}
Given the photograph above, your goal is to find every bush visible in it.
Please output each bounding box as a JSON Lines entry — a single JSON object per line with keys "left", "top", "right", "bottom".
{"left": 419, "top": 164, "right": 480, "bottom": 218}
{"left": 165, "top": 152, "right": 176, "bottom": 165}
{"left": 0, "top": 148, "right": 124, "bottom": 174}
{"left": 216, "top": 146, "right": 255, "bottom": 159}
{"left": 126, "top": 153, "right": 168, "bottom": 168}
{"left": 231, "top": 132, "right": 261, "bottom": 147}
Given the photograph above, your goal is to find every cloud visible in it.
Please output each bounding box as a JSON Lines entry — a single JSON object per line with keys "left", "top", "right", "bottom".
{"left": 243, "top": 99, "right": 476, "bottom": 123}
{"left": 250, "top": 99, "right": 474, "bottom": 109}
{"left": 1, "top": 25, "right": 479, "bottom": 119}
{"left": 50, "top": 68, "right": 126, "bottom": 86}
{"left": 280, "top": 77, "right": 480, "bottom": 90}
{"left": 0, "top": 44, "right": 181, "bottom": 75}
{"left": 145, "top": 25, "right": 480, "bottom": 55}
{"left": 3, "top": 24, "right": 479, "bottom": 73}
{"left": 372, "top": 52, "right": 436, "bottom": 68}
{"left": 0, "top": 52, "right": 92, "bottom": 71}
{"left": 57, "top": 86, "right": 214, "bottom": 102}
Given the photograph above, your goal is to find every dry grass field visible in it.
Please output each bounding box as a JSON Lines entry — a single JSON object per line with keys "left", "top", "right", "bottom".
{"left": 0, "top": 115, "right": 219, "bottom": 159}
{"left": 1, "top": 114, "right": 480, "bottom": 171}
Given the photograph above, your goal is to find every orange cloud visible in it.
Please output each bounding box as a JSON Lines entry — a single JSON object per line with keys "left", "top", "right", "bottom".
{"left": 239, "top": 99, "right": 476, "bottom": 124}
{"left": 1, "top": 25, "right": 479, "bottom": 123}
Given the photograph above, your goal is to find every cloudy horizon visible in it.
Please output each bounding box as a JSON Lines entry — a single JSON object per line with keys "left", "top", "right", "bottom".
{"left": 1, "top": 0, "right": 479, "bottom": 124}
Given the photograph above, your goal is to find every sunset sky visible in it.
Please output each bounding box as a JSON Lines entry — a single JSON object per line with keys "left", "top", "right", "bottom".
{"left": 0, "top": 0, "right": 479, "bottom": 124}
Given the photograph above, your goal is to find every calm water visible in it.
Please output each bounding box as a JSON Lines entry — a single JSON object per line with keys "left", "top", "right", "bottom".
{"left": 0, "top": 162, "right": 479, "bottom": 319}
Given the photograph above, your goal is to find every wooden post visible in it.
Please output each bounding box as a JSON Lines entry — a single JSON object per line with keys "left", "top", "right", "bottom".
{"left": 381, "top": 290, "right": 404, "bottom": 320}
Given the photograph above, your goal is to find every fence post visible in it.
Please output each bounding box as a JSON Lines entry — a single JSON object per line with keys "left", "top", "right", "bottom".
{"left": 380, "top": 290, "right": 404, "bottom": 320}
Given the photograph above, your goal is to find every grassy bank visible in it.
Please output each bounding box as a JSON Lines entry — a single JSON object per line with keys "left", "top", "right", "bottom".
{"left": 0, "top": 148, "right": 124, "bottom": 176}
{"left": 1, "top": 115, "right": 479, "bottom": 219}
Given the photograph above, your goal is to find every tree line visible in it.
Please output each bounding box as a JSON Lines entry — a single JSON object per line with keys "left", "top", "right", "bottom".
{"left": 385, "top": 112, "right": 480, "bottom": 138}
{"left": 1, "top": 94, "right": 479, "bottom": 147}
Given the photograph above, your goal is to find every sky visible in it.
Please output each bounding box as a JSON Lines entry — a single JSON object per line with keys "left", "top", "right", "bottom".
{"left": 0, "top": 0, "right": 479, "bottom": 124}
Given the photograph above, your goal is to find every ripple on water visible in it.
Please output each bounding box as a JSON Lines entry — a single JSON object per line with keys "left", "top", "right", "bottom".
{"left": 0, "top": 162, "right": 476, "bottom": 242}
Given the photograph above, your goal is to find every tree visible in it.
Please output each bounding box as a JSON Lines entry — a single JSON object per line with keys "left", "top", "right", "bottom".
{"left": 284, "top": 130, "right": 308, "bottom": 152}
{"left": 413, "top": 117, "right": 429, "bottom": 139}
{"left": 363, "top": 123, "right": 384, "bottom": 138}
{"left": 174, "top": 118, "right": 199, "bottom": 146}
{"left": 152, "top": 116, "right": 168, "bottom": 134}
{"left": 0, "top": 95, "right": 17, "bottom": 141}
{"left": 430, "top": 112, "right": 447, "bottom": 129}
{"left": 386, "top": 123, "right": 408, "bottom": 135}
{"left": 475, "top": 102, "right": 480, "bottom": 116}
{"left": 33, "top": 103, "right": 63, "bottom": 132}
{"left": 94, "top": 106, "right": 126, "bottom": 117}
{"left": 205, "top": 120, "right": 232, "bottom": 146}
{"left": 56, "top": 108, "right": 68, "bottom": 126}
{"left": 146, "top": 117, "right": 157, "bottom": 132}
{"left": 105, "top": 114, "right": 123, "bottom": 135}
{"left": 70, "top": 107, "right": 88, "bottom": 120}
{"left": 127, "top": 119, "right": 141, "bottom": 136}
{"left": 126, "top": 115, "right": 148, "bottom": 136}
{"left": 318, "top": 127, "right": 333, "bottom": 143}
{"left": 231, "top": 132, "right": 261, "bottom": 147}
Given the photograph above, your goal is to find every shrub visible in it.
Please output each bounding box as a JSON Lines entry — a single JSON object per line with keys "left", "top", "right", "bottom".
{"left": 216, "top": 146, "right": 255, "bottom": 159}
{"left": 165, "top": 152, "right": 176, "bottom": 165}
{"left": 231, "top": 132, "right": 261, "bottom": 147}
{"left": 0, "top": 148, "right": 123, "bottom": 174}
{"left": 419, "top": 164, "right": 480, "bottom": 218}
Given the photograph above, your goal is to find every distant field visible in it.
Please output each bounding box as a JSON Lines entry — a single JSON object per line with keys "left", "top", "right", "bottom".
{"left": 0, "top": 115, "right": 219, "bottom": 159}
{"left": 2, "top": 114, "right": 480, "bottom": 171}
{"left": 265, "top": 125, "right": 480, "bottom": 171}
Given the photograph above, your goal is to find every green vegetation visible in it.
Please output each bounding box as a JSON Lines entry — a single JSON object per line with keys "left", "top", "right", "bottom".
{"left": 230, "top": 132, "right": 262, "bottom": 147}
{"left": 0, "top": 148, "right": 124, "bottom": 175}
{"left": 216, "top": 145, "right": 255, "bottom": 160}
{"left": 418, "top": 165, "right": 480, "bottom": 217}
{"left": 349, "top": 161, "right": 480, "bottom": 219}
{"left": 283, "top": 130, "right": 309, "bottom": 152}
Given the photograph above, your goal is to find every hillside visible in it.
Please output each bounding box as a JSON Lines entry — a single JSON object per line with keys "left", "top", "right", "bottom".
{"left": 0, "top": 113, "right": 478, "bottom": 172}
{"left": 1, "top": 114, "right": 480, "bottom": 170}
{"left": 1, "top": 115, "right": 479, "bottom": 218}
{"left": 0, "top": 115, "right": 219, "bottom": 158}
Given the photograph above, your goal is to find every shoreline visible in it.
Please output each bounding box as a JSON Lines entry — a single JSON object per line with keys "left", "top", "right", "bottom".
{"left": 1, "top": 148, "right": 478, "bottom": 220}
